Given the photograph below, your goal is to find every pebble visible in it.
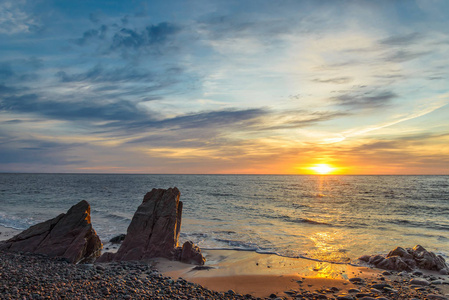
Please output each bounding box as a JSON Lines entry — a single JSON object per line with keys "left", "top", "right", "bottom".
{"left": 349, "top": 277, "right": 364, "bottom": 283}
{"left": 409, "top": 278, "right": 430, "bottom": 286}
{"left": 426, "top": 295, "right": 448, "bottom": 300}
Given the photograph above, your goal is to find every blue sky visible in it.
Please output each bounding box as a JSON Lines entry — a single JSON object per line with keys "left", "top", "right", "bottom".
{"left": 1, "top": 0, "right": 449, "bottom": 174}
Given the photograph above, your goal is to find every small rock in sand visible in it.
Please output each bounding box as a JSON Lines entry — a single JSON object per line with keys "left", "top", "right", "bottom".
{"left": 409, "top": 278, "right": 430, "bottom": 286}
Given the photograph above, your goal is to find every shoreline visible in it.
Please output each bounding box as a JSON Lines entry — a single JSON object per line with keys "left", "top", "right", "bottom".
{"left": 1, "top": 225, "right": 449, "bottom": 299}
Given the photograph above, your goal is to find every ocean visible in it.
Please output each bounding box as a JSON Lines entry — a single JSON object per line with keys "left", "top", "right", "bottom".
{"left": 0, "top": 174, "right": 448, "bottom": 264}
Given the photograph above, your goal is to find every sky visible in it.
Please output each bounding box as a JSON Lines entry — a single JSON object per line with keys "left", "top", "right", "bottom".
{"left": 1, "top": 0, "right": 449, "bottom": 174}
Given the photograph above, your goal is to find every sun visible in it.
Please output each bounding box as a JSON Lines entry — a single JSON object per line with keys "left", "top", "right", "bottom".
{"left": 310, "top": 164, "right": 335, "bottom": 175}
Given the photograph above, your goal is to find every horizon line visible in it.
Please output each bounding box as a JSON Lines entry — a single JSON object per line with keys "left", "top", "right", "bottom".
{"left": 1, "top": 172, "right": 448, "bottom": 176}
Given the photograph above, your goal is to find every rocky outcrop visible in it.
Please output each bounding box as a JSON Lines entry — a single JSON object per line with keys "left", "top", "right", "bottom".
{"left": 176, "top": 240, "right": 206, "bottom": 265}
{"left": 0, "top": 200, "right": 102, "bottom": 263}
{"left": 99, "top": 187, "right": 205, "bottom": 265}
{"left": 359, "top": 245, "right": 448, "bottom": 273}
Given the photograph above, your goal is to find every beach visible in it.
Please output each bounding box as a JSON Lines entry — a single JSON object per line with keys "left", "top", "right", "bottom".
{"left": 2, "top": 226, "right": 449, "bottom": 299}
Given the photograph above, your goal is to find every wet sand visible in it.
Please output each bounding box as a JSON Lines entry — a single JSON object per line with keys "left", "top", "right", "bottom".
{"left": 156, "top": 249, "right": 449, "bottom": 299}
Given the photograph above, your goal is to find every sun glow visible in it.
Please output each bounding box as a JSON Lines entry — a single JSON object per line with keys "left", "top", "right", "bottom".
{"left": 310, "top": 164, "right": 335, "bottom": 175}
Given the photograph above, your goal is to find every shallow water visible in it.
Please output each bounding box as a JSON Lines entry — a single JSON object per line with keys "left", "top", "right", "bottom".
{"left": 0, "top": 174, "right": 448, "bottom": 263}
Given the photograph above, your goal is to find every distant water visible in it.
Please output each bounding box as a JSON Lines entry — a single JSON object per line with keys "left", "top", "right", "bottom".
{"left": 0, "top": 174, "right": 448, "bottom": 264}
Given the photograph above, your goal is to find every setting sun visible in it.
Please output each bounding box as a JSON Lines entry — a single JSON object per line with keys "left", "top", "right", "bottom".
{"left": 310, "top": 164, "right": 335, "bottom": 175}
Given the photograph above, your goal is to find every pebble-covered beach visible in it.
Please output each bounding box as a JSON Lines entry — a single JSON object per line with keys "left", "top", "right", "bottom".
{"left": 0, "top": 251, "right": 255, "bottom": 300}
{"left": 1, "top": 250, "right": 449, "bottom": 300}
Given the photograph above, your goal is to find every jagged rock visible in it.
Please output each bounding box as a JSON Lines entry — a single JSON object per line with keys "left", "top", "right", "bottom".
{"left": 109, "top": 234, "right": 126, "bottom": 244}
{"left": 178, "top": 241, "right": 206, "bottom": 265}
{"left": 359, "top": 245, "right": 449, "bottom": 272}
{"left": 411, "top": 245, "right": 447, "bottom": 271}
{"left": 0, "top": 200, "right": 102, "bottom": 263}
{"left": 387, "top": 247, "right": 413, "bottom": 260}
{"left": 376, "top": 256, "right": 412, "bottom": 272}
{"left": 103, "top": 187, "right": 182, "bottom": 261}
{"left": 99, "top": 188, "right": 205, "bottom": 265}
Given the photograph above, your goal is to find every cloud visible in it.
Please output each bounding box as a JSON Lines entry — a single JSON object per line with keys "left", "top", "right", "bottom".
{"left": 0, "top": 0, "right": 40, "bottom": 34}
{"left": 257, "top": 111, "right": 349, "bottom": 131}
{"left": 312, "top": 77, "right": 353, "bottom": 84}
{"left": 379, "top": 32, "right": 422, "bottom": 46}
{"left": 56, "top": 64, "right": 159, "bottom": 83}
{"left": 76, "top": 25, "right": 108, "bottom": 45}
{"left": 110, "top": 22, "right": 180, "bottom": 50}
{"left": 0, "top": 92, "right": 150, "bottom": 122}
{"left": 0, "top": 137, "right": 86, "bottom": 166}
{"left": 384, "top": 50, "right": 430, "bottom": 63}
{"left": 332, "top": 90, "right": 397, "bottom": 109}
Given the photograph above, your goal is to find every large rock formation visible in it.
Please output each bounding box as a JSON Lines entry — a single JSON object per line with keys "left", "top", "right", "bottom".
{"left": 99, "top": 187, "right": 205, "bottom": 265}
{"left": 359, "top": 245, "right": 448, "bottom": 273}
{"left": 0, "top": 200, "right": 102, "bottom": 263}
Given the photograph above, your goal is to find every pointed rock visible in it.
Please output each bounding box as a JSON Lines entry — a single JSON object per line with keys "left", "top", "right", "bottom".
{"left": 0, "top": 200, "right": 102, "bottom": 263}
{"left": 100, "top": 187, "right": 183, "bottom": 261}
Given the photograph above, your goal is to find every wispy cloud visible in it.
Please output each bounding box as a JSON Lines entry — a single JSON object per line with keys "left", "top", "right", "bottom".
{"left": 0, "top": 0, "right": 40, "bottom": 34}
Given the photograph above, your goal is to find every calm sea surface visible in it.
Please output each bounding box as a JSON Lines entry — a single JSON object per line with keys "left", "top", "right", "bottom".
{"left": 1, "top": 174, "right": 448, "bottom": 264}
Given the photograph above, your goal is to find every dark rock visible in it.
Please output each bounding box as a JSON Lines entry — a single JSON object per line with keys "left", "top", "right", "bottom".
{"left": 361, "top": 245, "right": 449, "bottom": 273}
{"left": 0, "top": 200, "right": 102, "bottom": 263}
{"left": 349, "top": 277, "right": 364, "bottom": 283}
{"left": 109, "top": 234, "right": 126, "bottom": 244}
{"left": 368, "top": 255, "right": 385, "bottom": 265}
{"left": 409, "top": 278, "right": 430, "bottom": 286}
{"left": 376, "top": 256, "right": 412, "bottom": 272}
{"left": 336, "top": 296, "right": 354, "bottom": 300}
{"left": 98, "top": 188, "right": 205, "bottom": 265}
{"left": 99, "top": 188, "right": 183, "bottom": 261}
{"left": 178, "top": 241, "right": 205, "bottom": 265}
{"left": 426, "top": 295, "right": 448, "bottom": 300}
{"left": 411, "top": 245, "right": 448, "bottom": 271}
{"left": 370, "top": 283, "right": 392, "bottom": 290}
{"left": 358, "top": 255, "right": 371, "bottom": 262}
{"left": 387, "top": 247, "right": 413, "bottom": 259}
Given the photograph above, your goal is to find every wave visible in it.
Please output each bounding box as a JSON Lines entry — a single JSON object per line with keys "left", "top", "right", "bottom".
{"left": 0, "top": 212, "right": 34, "bottom": 230}
{"left": 102, "top": 213, "right": 132, "bottom": 223}
{"left": 387, "top": 219, "right": 449, "bottom": 231}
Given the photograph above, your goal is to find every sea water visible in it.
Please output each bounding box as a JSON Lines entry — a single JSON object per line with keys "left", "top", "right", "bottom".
{"left": 0, "top": 174, "right": 448, "bottom": 264}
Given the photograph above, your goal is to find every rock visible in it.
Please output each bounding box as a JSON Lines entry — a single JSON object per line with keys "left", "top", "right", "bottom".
{"left": 361, "top": 245, "right": 449, "bottom": 273}
{"left": 0, "top": 200, "right": 102, "bottom": 263}
{"left": 178, "top": 241, "right": 206, "bottom": 265}
{"left": 376, "top": 256, "right": 412, "bottom": 272}
{"left": 440, "top": 269, "right": 449, "bottom": 275}
{"left": 426, "top": 295, "right": 448, "bottom": 300}
{"left": 109, "top": 234, "right": 126, "bottom": 244}
{"left": 98, "top": 187, "right": 205, "bottom": 265}
{"left": 370, "top": 283, "right": 392, "bottom": 290}
{"left": 432, "top": 280, "right": 444, "bottom": 285}
{"left": 349, "top": 277, "right": 364, "bottom": 283}
{"left": 336, "top": 296, "right": 354, "bottom": 300}
{"left": 409, "top": 278, "right": 430, "bottom": 286}
{"left": 99, "top": 188, "right": 182, "bottom": 261}
{"left": 387, "top": 247, "right": 413, "bottom": 259}
{"left": 358, "top": 255, "right": 371, "bottom": 262}
{"left": 369, "top": 255, "right": 385, "bottom": 265}
{"left": 411, "top": 245, "right": 448, "bottom": 271}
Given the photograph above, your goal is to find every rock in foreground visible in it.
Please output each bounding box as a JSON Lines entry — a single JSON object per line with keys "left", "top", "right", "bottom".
{"left": 359, "top": 245, "right": 449, "bottom": 272}
{"left": 0, "top": 200, "right": 102, "bottom": 263}
{"left": 99, "top": 187, "right": 205, "bottom": 265}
